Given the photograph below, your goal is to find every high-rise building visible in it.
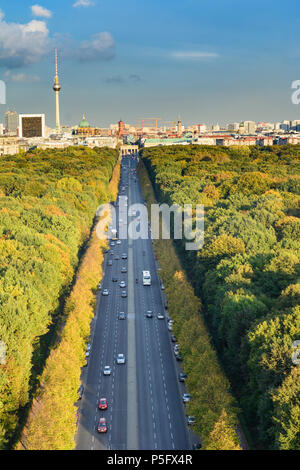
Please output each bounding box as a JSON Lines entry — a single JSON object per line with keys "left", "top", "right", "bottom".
{"left": 118, "top": 119, "right": 125, "bottom": 136}
{"left": 177, "top": 115, "right": 182, "bottom": 135}
{"left": 5, "top": 110, "right": 18, "bottom": 135}
{"left": 290, "top": 120, "right": 300, "bottom": 130}
{"left": 228, "top": 122, "right": 239, "bottom": 131}
{"left": 19, "top": 114, "right": 45, "bottom": 138}
{"left": 53, "top": 48, "right": 61, "bottom": 133}
{"left": 243, "top": 121, "right": 257, "bottom": 134}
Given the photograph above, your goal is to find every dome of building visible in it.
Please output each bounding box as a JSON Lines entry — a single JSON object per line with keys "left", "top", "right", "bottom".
{"left": 79, "top": 115, "right": 90, "bottom": 128}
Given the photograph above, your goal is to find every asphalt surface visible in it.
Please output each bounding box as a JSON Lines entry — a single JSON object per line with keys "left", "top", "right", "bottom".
{"left": 76, "top": 154, "right": 190, "bottom": 450}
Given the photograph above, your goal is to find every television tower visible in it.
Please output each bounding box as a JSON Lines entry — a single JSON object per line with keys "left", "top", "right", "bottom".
{"left": 53, "top": 48, "right": 61, "bottom": 133}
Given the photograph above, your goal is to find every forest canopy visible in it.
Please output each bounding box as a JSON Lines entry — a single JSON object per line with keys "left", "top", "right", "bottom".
{"left": 0, "top": 146, "right": 118, "bottom": 448}
{"left": 141, "top": 144, "right": 300, "bottom": 450}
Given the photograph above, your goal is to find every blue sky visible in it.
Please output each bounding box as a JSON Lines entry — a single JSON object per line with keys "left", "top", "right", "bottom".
{"left": 1, "top": 0, "right": 300, "bottom": 128}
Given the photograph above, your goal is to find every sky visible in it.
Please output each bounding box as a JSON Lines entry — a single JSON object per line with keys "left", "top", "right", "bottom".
{"left": 1, "top": 0, "right": 300, "bottom": 128}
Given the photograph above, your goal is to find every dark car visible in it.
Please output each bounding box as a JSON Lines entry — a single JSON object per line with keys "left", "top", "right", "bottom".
{"left": 179, "top": 372, "right": 187, "bottom": 382}
{"left": 146, "top": 310, "right": 153, "bottom": 318}
{"left": 121, "top": 253, "right": 127, "bottom": 260}
{"left": 112, "top": 276, "right": 118, "bottom": 282}
{"left": 187, "top": 416, "right": 196, "bottom": 425}
{"left": 171, "top": 335, "right": 177, "bottom": 343}
{"left": 193, "top": 442, "right": 202, "bottom": 450}
{"left": 78, "top": 385, "right": 84, "bottom": 400}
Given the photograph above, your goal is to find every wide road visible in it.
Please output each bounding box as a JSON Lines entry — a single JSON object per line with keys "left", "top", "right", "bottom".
{"left": 76, "top": 154, "right": 190, "bottom": 450}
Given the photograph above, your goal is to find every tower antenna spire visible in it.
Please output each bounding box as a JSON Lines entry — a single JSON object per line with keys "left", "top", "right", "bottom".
{"left": 53, "top": 48, "right": 61, "bottom": 133}
{"left": 55, "top": 47, "right": 58, "bottom": 76}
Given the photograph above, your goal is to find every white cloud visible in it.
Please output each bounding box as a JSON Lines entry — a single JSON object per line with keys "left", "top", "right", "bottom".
{"left": 0, "top": 10, "right": 50, "bottom": 68}
{"left": 31, "top": 4, "right": 52, "bottom": 19}
{"left": 5, "top": 71, "right": 40, "bottom": 83}
{"left": 73, "top": 0, "right": 95, "bottom": 7}
{"left": 171, "top": 51, "right": 219, "bottom": 60}
{"left": 77, "top": 32, "right": 115, "bottom": 62}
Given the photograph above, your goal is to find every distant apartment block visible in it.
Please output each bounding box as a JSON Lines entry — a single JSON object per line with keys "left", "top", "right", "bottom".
{"left": 5, "top": 110, "right": 18, "bottom": 135}
{"left": 0, "top": 136, "right": 19, "bottom": 155}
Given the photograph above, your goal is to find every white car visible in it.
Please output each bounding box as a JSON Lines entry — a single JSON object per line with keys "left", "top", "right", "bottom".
{"left": 157, "top": 313, "right": 165, "bottom": 320}
{"left": 103, "top": 366, "right": 111, "bottom": 376}
{"left": 116, "top": 240, "right": 121, "bottom": 245}
{"left": 119, "top": 281, "right": 126, "bottom": 288}
{"left": 85, "top": 351, "right": 90, "bottom": 358}
{"left": 183, "top": 393, "right": 191, "bottom": 403}
{"left": 116, "top": 354, "right": 126, "bottom": 364}
{"left": 86, "top": 343, "right": 91, "bottom": 351}
{"left": 102, "top": 289, "right": 109, "bottom": 296}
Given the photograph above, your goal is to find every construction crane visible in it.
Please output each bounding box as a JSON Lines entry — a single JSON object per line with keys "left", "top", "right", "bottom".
{"left": 161, "top": 120, "right": 177, "bottom": 131}
{"left": 140, "top": 118, "right": 161, "bottom": 130}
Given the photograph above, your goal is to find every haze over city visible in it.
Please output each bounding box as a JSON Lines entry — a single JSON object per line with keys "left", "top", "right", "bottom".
{"left": 1, "top": 0, "right": 300, "bottom": 127}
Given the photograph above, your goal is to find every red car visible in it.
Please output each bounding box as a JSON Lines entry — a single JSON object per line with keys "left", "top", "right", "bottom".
{"left": 97, "top": 418, "right": 107, "bottom": 433}
{"left": 98, "top": 398, "right": 108, "bottom": 410}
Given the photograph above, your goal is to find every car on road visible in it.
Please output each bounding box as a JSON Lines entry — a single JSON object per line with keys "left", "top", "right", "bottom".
{"left": 171, "top": 335, "right": 177, "bottom": 343}
{"left": 86, "top": 343, "right": 91, "bottom": 351}
{"left": 102, "top": 289, "right": 109, "bottom": 296}
{"left": 119, "top": 281, "right": 126, "bottom": 288}
{"left": 168, "top": 324, "right": 173, "bottom": 331}
{"left": 193, "top": 442, "right": 202, "bottom": 450}
{"left": 98, "top": 282, "right": 102, "bottom": 290}
{"left": 121, "top": 253, "right": 127, "bottom": 259}
{"left": 97, "top": 418, "right": 107, "bottom": 433}
{"left": 107, "top": 260, "right": 113, "bottom": 266}
{"left": 121, "top": 290, "right": 127, "bottom": 298}
{"left": 103, "top": 366, "right": 111, "bottom": 376}
{"left": 161, "top": 284, "right": 165, "bottom": 290}
{"left": 146, "top": 310, "right": 153, "bottom": 318}
{"left": 121, "top": 267, "right": 127, "bottom": 273}
{"left": 157, "top": 313, "right": 165, "bottom": 320}
{"left": 183, "top": 393, "right": 191, "bottom": 403}
{"left": 116, "top": 240, "right": 121, "bottom": 245}
{"left": 187, "top": 416, "right": 196, "bottom": 425}
{"left": 175, "top": 353, "right": 182, "bottom": 361}
{"left": 118, "top": 312, "right": 126, "bottom": 320}
{"left": 98, "top": 398, "right": 108, "bottom": 410}
{"left": 179, "top": 372, "right": 187, "bottom": 382}
{"left": 78, "top": 385, "right": 84, "bottom": 400}
{"left": 174, "top": 344, "right": 179, "bottom": 352}
{"left": 110, "top": 242, "right": 115, "bottom": 246}
{"left": 115, "top": 255, "right": 120, "bottom": 260}
{"left": 85, "top": 351, "right": 90, "bottom": 358}
{"left": 110, "top": 250, "right": 114, "bottom": 256}
{"left": 117, "top": 353, "right": 126, "bottom": 364}
{"left": 112, "top": 276, "right": 118, "bottom": 282}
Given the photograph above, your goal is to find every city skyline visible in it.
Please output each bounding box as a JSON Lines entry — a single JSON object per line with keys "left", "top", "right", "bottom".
{"left": 1, "top": 1, "right": 300, "bottom": 127}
